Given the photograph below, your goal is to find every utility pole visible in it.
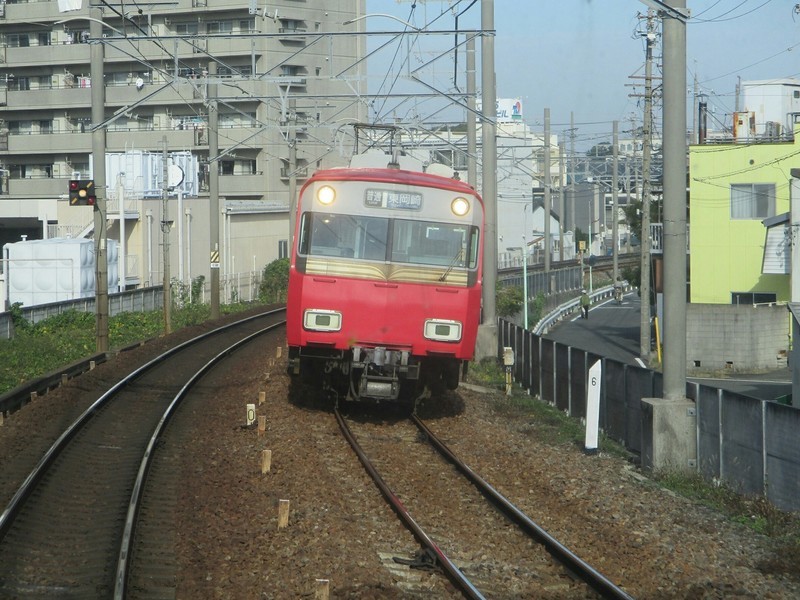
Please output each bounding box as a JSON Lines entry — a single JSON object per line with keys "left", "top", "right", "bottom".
{"left": 640, "top": 9, "right": 655, "bottom": 362}
{"left": 90, "top": 8, "right": 108, "bottom": 352}
{"left": 208, "top": 62, "right": 221, "bottom": 320}
{"left": 161, "top": 137, "right": 172, "bottom": 334}
{"left": 544, "top": 107, "right": 551, "bottom": 273}
{"left": 569, "top": 112, "right": 576, "bottom": 235}
{"left": 467, "top": 36, "right": 477, "bottom": 188}
{"left": 288, "top": 98, "right": 298, "bottom": 250}
{"left": 661, "top": 0, "right": 688, "bottom": 402}
{"left": 558, "top": 140, "right": 565, "bottom": 262}
{"left": 476, "top": 0, "right": 498, "bottom": 359}
{"left": 612, "top": 120, "right": 619, "bottom": 283}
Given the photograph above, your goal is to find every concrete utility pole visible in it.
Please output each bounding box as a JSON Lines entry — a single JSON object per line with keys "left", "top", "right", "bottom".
{"left": 638, "top": 0, "right": 694, "bottom": 472}
{"left": 467, "top": 37, "right": 477, "bottom": 188}
{"left": 661, "top": 0, "right": 688, "bottom": 401}
{"left": 90, "top": 8, "right": 108, "bottom": 352}
{"left": 569, "top": 112, "right": 576, "bottom": 234}
{"left": 544, "top": 108, "right": 551, "bottom": 273}
{"left": 640, "top": 9, "right": 656, "bottom": 362}
{"left": 161, "top": 137, "right": 172, "bottom": 334}
{"left": 476, "top": 0, "right": 497, "bottom": 360}
{"left": 208, "top": 62, "right": 221, "bottom": 320}
{"left": 288, "top": 98, "right": 298, "bottom": 249}
{"left": 612, "top": 120, "right": 619, "bottom": 283}
{"left": 558, "top": 140, "right": 565, "bottom": 262}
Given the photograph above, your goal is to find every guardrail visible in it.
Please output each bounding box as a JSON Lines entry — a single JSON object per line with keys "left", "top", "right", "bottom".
{"left": 532, "top": 283, "right": 630, "bottom": 336}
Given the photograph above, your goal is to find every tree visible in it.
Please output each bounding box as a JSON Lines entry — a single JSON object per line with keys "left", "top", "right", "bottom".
{"left": 586, "top": 142, "right": 613, "bottom": 157}
{"left": 258, "top": 258, "right": 290, "bottom": 303}
{"left": 496, "top": 283, "right": 523, "bottom": 318}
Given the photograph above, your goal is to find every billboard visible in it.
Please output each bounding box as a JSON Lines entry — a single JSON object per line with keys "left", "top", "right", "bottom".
{"left": 496, "top": 98, "right": 523, "bottom": 122}
{"left": 477, "top": 98, "right": 524, "bottom": 122}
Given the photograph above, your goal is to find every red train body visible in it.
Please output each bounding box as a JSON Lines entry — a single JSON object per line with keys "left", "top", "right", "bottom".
{"left": 286, "top": 166, "right": 484, "bottom": 402}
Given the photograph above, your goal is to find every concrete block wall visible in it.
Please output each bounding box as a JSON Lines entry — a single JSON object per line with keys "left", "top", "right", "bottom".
{"left": 686, "top": 304, "right": 789, "bottom": 373}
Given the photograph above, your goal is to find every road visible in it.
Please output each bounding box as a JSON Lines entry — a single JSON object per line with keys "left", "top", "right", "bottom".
{"left": 544, "top": 291, "right": 792, "bottom": 402}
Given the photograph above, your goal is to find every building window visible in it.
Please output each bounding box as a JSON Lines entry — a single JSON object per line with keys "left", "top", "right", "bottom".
{"left": 7, "top": 33, "right": 29, "bottom": 47}
{"left": 731, "top": 292, "right": 777, "bottom": 305}
{"left": 278, "top": 239, "right": 288, "bottom": 259}
{"left": 9, "top": 76, "right": 30, "bottom": 91}
{"left": 207, "top": 20, "right": 233, "bottom": 34}
{"left": 176, "top": 22, "right": 199, "bottom": 35}
{"left": 730, "top": 183, "right": 775, "bottom": 220}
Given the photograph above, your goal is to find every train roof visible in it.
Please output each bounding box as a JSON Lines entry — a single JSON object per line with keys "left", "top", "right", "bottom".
{"left": 306, "top": 167, "right": 482, "bottom": 200}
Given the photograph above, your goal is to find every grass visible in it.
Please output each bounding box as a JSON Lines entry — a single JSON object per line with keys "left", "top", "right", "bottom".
{"left": 0, "top": 302, "right": 259, "bottom": 395}
{"left": 466, "top": 357, "right": 631, "bottom": 457}
{"left": 466, "top": 356, "right": 800, "bottom": 548}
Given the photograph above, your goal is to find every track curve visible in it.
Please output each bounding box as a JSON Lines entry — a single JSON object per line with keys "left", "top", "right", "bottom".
{"left": 0, "top": 309, "right": 285, "bottom": 598}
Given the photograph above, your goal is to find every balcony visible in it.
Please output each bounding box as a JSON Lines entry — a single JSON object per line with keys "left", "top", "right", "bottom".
{"left": 2, "top": 131, "right": 92, "bottom": 154}
{"left": 648, "top": 223, "right": 689, "bottom": 254}
{"left": 279, "top": 166, "right": 308, "bottom": 180}
{"left": 278, "top": 28, "right": 307, "bottom": 44}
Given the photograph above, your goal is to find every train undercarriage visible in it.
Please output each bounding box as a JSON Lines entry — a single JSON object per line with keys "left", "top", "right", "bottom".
{"left": 287, "top": 345, "right": 464, "bottom": 402}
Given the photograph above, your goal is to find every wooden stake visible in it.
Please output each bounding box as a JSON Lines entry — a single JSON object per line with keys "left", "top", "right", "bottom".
{"left": 265, "top": 372, "right": 271, "bottom": 381}
{"left": 30, "top": 391, "right": 37, "bottom": 402}
{"left": 314, "top": 579, "right": 330, "bottom": 600}
{"left": 261, "top": 449, "right": 272, "bottom": 474}
{"left": 276, "top": 346, "right": 282, "bottom": 359}
{"left": 258, "top": 414, "right": 266, "bottom": 435}
{"left": 258, "top": 391, "right": 266, "bottom": 405}
{"left": 278, "top": 499, "right": 290, "bottom": 529}
{"left": 61, "top": 373, "right": 69, "bottom": 385}
{"left": 0, "top": 412, "right": 4, "bottom": 426}
{"left": 90, "top": 360, "right": 96, "bottom": 370}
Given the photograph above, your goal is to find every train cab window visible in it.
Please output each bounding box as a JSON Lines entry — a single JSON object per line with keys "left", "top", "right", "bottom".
{"left": 392, "top": 219, "right": 477, "bottom": 268}
{"left": 302, "top": 212, "right": 388, "bottom": 260}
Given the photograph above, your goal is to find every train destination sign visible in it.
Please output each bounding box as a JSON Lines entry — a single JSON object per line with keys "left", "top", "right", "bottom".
{"left": 364, "top": 189, "right": 422, "bottom": 210}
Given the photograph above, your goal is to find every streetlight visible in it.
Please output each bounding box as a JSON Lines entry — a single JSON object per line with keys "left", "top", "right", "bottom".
{"left": 342, "top": 13, "right": 421, "bottom": 31}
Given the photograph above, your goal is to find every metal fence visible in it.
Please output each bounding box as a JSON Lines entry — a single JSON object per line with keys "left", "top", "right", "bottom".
{"left": 0, "top": 269, "right": 269, "bottom": 339}
{"left": 499, "top": 318, "right": 800, "bottom": 512}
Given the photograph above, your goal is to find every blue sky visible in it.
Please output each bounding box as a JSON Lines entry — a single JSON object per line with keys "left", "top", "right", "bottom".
{"left": 364, "top": 1, "right": 800, "bottom": 149}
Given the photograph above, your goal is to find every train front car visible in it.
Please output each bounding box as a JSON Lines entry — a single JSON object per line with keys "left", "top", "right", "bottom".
{"left": 286, "top": 167, "right": 484, "bottom": 403}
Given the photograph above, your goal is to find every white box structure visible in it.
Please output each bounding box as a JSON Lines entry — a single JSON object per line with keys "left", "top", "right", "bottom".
{"left": 3, "top": 238, "right": 119, "bottom": 307}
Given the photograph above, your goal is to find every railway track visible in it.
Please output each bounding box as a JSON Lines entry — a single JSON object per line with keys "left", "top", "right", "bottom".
{"left": 335, "top": 405, "right": 634, "bottom": 599}
{"left": 0, "top": 308, "right": 285, "bottom": 599}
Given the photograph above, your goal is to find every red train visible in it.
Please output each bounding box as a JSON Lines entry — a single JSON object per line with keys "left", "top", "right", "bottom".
{"left": 286, "top": 164, "right": 484, "bottom": 402}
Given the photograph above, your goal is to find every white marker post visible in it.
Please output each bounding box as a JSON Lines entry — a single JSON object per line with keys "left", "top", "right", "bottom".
{"left": 585, "top": 360, "right": 602, "bottom": 454}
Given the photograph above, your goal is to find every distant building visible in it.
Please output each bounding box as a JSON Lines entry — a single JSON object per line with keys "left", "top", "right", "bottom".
{"left": 0, "top": 0, "right": 365, "bottom": 295}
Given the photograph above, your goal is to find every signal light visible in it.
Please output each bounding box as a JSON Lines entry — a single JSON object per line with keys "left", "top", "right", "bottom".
{"left": 69, "top": 179, "right": 96, "bottom": 206}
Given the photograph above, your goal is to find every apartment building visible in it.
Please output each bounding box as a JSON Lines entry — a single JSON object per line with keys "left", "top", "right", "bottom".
{"left": 0, "top": 0, "right": 366, "bottom": 293}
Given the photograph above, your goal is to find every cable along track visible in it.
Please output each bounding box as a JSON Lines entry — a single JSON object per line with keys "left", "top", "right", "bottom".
{"left": 0, "top": 309, "right": 285, "bottom": 599}
{"left": 335, "top": 408, "right": 634, "bottom": 600}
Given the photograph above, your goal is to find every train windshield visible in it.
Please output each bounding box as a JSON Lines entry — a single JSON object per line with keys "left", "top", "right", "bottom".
{"left": 299, "top": 212, "right": 479, "bottom": 268}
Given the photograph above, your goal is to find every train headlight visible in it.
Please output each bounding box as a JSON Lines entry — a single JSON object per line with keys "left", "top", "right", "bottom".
{"left": 451, "top": 197, "right": 470, "bottom": 217}
{"left": 304, "top": 309, "right": 342, "bottom": 332}
{"left": 423, "top": 319, "right": 462, "bottom": 342}
{"left": 317, "top": 185, "right": 336, "bottom": 206}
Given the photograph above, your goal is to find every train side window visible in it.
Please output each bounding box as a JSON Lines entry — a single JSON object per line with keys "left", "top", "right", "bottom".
{"left": 298, "top": 213, "right": 311, "bottom": 255}
{"left": 468, "top": 226, "right": 479, "bottom": 268}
